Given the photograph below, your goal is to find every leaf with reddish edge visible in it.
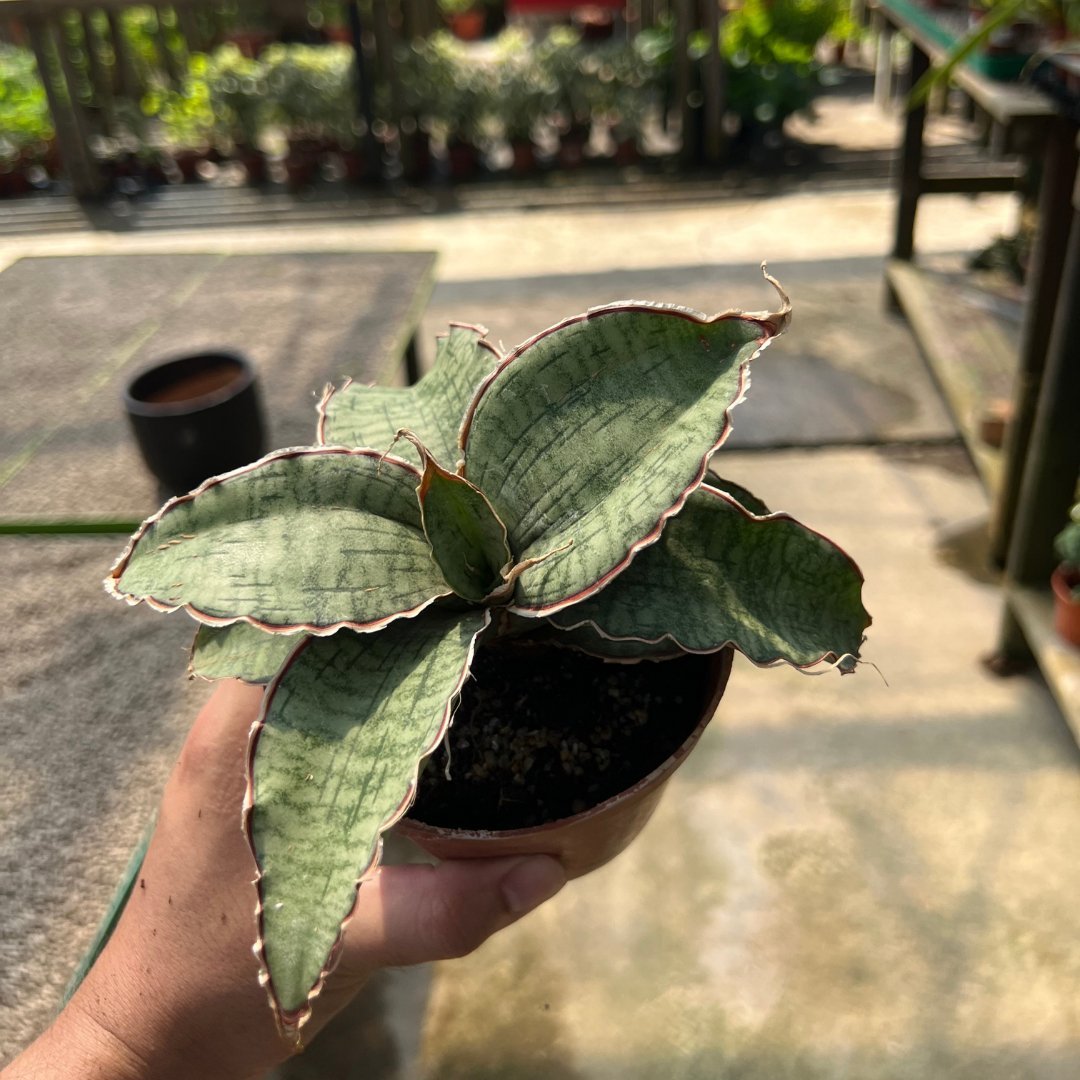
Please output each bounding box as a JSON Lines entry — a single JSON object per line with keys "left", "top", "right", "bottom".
{"left": 105, "top": 447, "right": 451, "bottom": 635}
{"left": 189, "top": 623, "right": 300, "bottom": 683}
{"left": 318, "top": 324, "right": 500, "bottom": 467}
{"left": 397, "top": 432, "right": 512, "bottom": 603}
{"left": 547, "top": 621, "right": 689, "bottom": 663}
{"left": 246, "top": 608, "right": 490, "bottom": 1039}
{"left": 547, "top": 484, "right": 870, "bottom": 672}
{"left": 705, "top": 472, "right": 771, "bottom": 517}
{"left": 460, "top": 272, "right": 790, "bottom": 617}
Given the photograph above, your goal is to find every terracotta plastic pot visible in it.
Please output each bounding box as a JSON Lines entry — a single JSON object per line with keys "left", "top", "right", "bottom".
{"left": 123, "top": 351, "right": 266, "bottom": 497}
{"left": 397, "top": 648, "right": 733, "bottom": 879}
{"left": 1051, "top": 565, "right": 1080, "bottom": 647}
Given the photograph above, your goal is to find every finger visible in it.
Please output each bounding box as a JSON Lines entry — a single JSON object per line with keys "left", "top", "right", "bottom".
{"left": 340, "top": 856, "right": 567, "bottom": 972}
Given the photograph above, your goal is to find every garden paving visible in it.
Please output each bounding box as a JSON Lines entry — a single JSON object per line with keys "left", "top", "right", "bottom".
{"left": 3, "top": 167, "right": 1079, "bottom": 1077}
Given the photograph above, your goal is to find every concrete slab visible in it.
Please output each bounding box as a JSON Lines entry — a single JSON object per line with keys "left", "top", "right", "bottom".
{"left": 0, "top": 535, "right": 207, "bottom": 1059}
{"left": 0, "top": 252, "right": 435, "bottom": 523}
{"left": 415, "top": 447, "right": 1080, "bottom": 1080}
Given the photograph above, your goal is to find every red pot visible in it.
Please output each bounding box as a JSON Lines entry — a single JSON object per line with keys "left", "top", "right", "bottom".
{"left": 558, "top": 125, "right": 590, "bottom": 170}
{"left": 447, "top": 9, "right": 486, "bottom": 41}
{"left": 1051, "top": 565, "right": 1080, "bottom": 648}
{"left": 396, "top": 648, "right": 733, "bottom": 879}
{"left": 510, "top": 139, "right": 537, "bottom": 176}
{"left": 447, "top": 139, "right": 480, "bottom": 181}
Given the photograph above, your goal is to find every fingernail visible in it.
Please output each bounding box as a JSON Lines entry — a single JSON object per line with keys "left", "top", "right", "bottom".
{"left": 500, "top": 856, "right": 567, "bottom": 915}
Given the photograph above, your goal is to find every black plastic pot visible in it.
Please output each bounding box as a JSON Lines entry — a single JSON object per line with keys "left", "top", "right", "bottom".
{"left": 123, "top": 351, "right": 266, "bottom": 497}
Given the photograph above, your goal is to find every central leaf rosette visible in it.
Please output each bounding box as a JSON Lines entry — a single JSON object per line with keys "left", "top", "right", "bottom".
{"left": 106, "top": 279, "right": 871, "bottom": 1039}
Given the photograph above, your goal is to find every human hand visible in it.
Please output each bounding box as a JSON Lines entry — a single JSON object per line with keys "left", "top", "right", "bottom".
{"left": 5, "top": 680, "right": 566, "bottom": 1080}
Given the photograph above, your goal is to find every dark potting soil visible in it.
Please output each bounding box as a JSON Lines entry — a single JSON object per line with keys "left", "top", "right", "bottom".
{"left": 408, "top": 644, "right": 715, "bottom": 831}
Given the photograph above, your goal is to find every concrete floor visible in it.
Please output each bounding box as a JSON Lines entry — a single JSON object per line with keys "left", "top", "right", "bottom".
{"left": 4, "top": 89, "right": 1080, "bottom": 1076}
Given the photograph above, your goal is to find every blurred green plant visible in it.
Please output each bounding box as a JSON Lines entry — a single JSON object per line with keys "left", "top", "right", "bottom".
{"left": 409, "top": 31, "right": 496, "bottom": 144}
{"left": 263, "top": 42, "right": 356, "bottom": 144}
{"left": 536, "top": 26, "right": 591, "bottom": 127}
{"left": 722, "top": 0, "right": 855, "bottom": 127}
{"left": 142, "top": 52, "right": 215, "bottom": 150}
{"left": 207, "top": 45, "right": 270, "bottom": 147}
{"left": 491, "top": 28, "right": 552, "bottom": 141}
{"left": 0, "top": 45, "right": 55, "bottom": 166}
{"left": 640, "top": 0, "right": 853, "bottom": 137}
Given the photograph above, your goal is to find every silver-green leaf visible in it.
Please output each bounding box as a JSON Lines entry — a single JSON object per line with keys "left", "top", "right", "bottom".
{"left": 548, "top": 484, "right": 869, "bottom": 671}
{"left": 461, "top": 282, "right": 789, "bottom": 615}
{"left": 247, "top": 608, "right": 489, "bottom": 1034}
{"left": 318, "top": 324, "right": 500, "bottom": 466}
{"left": 190, "top": 623, "right": 300, "bottom": 683}
{"left": 106, "top": 448, "right": 450, "bottom": 633}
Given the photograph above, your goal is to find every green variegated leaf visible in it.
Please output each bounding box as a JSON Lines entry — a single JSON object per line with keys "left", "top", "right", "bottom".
{"left": 402, "top": 433, "right": 511, "bottom": 602}
{"left": 190, "top": 623, "right": 300, "bottom": 683}
{"left": 548, "top": 484, "right": 869, "bottom": 671}
{"left": 462, "top": 281, "right": 789, "bottom": 615}
{"left": 248, "top": 608, "right": 489, "bottom": 1032}
{"left": 319, "top": 324, "right": 500, "bottom": 466}
{"left": 106, "top": 448, "right": 450, "bottom": 633}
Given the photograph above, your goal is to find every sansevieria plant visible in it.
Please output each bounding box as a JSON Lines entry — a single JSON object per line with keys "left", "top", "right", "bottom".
{"left": 106, "top": 271, "right": 870, "bottom": 1039}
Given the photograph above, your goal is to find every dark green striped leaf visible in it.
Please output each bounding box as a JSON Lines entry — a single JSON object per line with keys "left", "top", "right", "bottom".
{"left": 461, "top": 287, "right": 789, "bottom": 615}
{"left": 190, "top": 623, "right": 300, "bottom": 683}
{"left": 548, "top": 485, "right": 869, "bottom": 671}
{"left": 319, "top": 324, "right": 500, "bottom": 466}
{"left": 248, "top": 609, "right": 489, "bottom": 1029}
{"left": 107, "top": 448, "right": 450, "bottom": 632}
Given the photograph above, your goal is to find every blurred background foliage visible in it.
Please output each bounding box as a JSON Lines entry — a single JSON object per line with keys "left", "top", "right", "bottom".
{"left": 0, "top": 0, "right": 854, "bottom": 190}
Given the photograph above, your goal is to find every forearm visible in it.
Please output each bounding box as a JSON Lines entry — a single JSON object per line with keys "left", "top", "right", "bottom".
{"left": 3, "top": 682, "right": 288, "bottom": 1080}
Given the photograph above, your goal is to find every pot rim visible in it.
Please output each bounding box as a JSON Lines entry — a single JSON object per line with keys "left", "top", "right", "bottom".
{"left": 401, "top": 647, "right": 733, "bottom": 843}
{"left": 123, "top": 350, "right": 255, "bottom": 419}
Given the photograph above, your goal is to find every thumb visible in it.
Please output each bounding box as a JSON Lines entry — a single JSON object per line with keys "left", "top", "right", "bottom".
{"left": 341, "top": 856, "right": 567, "bottom": 972}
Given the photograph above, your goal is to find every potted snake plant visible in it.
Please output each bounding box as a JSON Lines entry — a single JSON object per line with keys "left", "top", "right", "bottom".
{"left": 106, "top": 271, "right": 870, "bottom": 1043}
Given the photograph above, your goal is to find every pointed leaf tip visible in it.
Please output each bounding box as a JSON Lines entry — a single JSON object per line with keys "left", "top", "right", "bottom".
{"left": 759, "top": 264, "right": 792, "bottom": 337}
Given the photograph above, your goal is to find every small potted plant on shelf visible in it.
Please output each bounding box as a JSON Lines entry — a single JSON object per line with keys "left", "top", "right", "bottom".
{"left": 1052, "top": 503, "right": 1080, "bottom": 647}
{"left": 493, "top": 28, "right": 550, "bottom": 174}
{"left": 537, "top": 27, "right": 595, "bottom": 168}
{"left": 263, "top": 43, "right": 357, "bottom": 191}
{"left": 417, "top": 31, "right": 495, "bottom": 180}
{"left": 106, "top": 273, "right": 870, "bottom": 1042}
{"left": 150, "top": 53, "right": 218, "bottom": 182}
{"left": 0, "top": 44, "right": 55, "bottom": 197}
{"left": 207, "top": 46, "right": 271, "bottom": 184}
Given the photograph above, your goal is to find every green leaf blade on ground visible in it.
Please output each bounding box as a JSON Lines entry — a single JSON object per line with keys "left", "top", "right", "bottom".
{"left": 190, "top": 622, "right": 300, "bottom": 683}
{"left": 461, "top": 287, "right": 789, "bottom": 615}
{"left": 319, "top": 324, "right": 500, "bottom": 466}
{"left": 548, "top": 484, "right": 870, "bottom": 671}
{"left": 247, "top": 608, "right": 490, "bottom": 1035}
{"left": 106, "top": 448, "right": 450, "bottom": 633}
